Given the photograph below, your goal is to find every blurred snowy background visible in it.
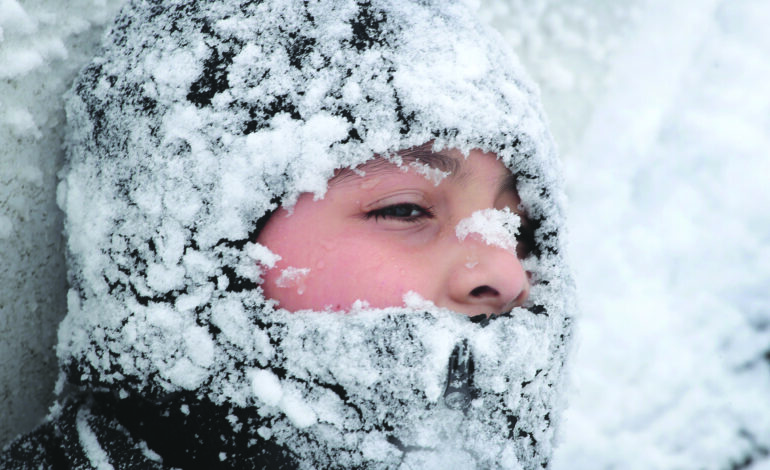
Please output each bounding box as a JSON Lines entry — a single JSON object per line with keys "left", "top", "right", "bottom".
{"left": 1, "top": 0, "right": 768, "bottom": 468}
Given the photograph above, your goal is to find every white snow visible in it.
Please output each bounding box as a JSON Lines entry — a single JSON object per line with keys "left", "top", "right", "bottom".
{"left": 275, "top": 267, "right": 311, "bottom": 295}
{"left": 455, "top": 207, "right": 521, "bottom": 252}
{"left": 280, "top": 389, "right": 318, "bottom": 429}
{"left": 408, "top": 161, "right": 451, "bottom": 185}
{"left": 76, "top": 408, "right": 115, "bottom": 470}
{"left": 245, "top": 242, "right": 282, "bottom": 269}
{"left": 402, "top": 290, "right": 438, "bottom": 311}
{"left": 249, "top": 368, "right": 284, "bottom": 407}
{"left": 249, "top": 368, "right": 318, "bottom": 429}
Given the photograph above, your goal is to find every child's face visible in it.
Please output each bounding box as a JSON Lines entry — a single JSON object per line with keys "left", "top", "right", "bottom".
{"left": 256, "top": 148, "right": 531, "bottom": 316}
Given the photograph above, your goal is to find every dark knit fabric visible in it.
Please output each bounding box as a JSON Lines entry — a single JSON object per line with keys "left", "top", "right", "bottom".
{"left": 1, "top": 392, "right": 298, "bottom": 469}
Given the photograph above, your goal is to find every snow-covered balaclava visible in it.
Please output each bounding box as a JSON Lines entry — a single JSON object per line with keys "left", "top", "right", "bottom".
{"left": 58, "top": 0, "right": 575, "bottom": 468}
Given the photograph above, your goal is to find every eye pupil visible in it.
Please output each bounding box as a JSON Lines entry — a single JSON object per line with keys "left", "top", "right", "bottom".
{"left": 390, "top": 205, "right": 418, "bottom": 217}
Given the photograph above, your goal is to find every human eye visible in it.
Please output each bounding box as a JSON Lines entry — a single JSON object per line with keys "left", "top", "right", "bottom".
{"left": 364, "top": 203, "right": 435, "bottom": 223}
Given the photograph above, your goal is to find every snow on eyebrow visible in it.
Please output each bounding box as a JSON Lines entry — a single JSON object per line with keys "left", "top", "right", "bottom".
{"left": 455, "top": 208, "right": 521, "bottom": 252}
{"left": 329, "top": 149, "right": 459, "bottom": 187}
{"left": 408, "top": 160, "right": 451, "bottom": 185}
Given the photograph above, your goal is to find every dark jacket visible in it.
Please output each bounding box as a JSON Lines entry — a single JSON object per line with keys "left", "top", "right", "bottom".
{"left": 2, "top": 391, "right": 298, "bottom": 469}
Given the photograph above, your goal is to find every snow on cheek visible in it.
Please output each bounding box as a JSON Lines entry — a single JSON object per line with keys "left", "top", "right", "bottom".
{"left": 455, "top": 208, "right": 521, "bottom": 252}
{"left": 275, "top": 266, "right": 310, "bottom": 295}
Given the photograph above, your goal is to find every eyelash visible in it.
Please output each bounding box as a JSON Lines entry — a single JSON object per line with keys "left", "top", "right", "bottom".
{"left": 365, "top": 203, "right": 435, "bottom": 223}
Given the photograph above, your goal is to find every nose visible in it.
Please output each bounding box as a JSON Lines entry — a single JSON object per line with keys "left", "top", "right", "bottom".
{"left": 446, "top": 238, "right": 530, "bottom": 316}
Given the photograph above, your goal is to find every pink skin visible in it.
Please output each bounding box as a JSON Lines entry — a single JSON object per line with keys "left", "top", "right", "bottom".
{"left": 256, "top": 147, "right": 531, "bottom": 316}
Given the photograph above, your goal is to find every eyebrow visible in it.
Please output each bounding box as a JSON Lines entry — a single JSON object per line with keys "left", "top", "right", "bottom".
{"left": 329, "top": 144, "right": 461, "bottom": 186}
{"left": 328, "top": 144, "right": 520, "bottom": 205}
{"left": 398, "top": 146, "right": 461, "bottom": 174}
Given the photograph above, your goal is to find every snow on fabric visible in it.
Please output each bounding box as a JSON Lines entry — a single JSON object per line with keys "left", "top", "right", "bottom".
{"left": 76, "top": 408, "right": 115, "bottom": 470}
{"left": 56, "top": 0, "right": 574, "bottom": 467}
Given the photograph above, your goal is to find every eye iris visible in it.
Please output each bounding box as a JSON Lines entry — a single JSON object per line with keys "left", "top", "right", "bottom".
{"left": 390, "top": 204, "right": 418, "bottom": 217}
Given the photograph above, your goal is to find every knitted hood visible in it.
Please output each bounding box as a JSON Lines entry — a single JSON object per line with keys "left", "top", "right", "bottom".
{"left": 58, "top": 0, "right": 574, "bottom": 468}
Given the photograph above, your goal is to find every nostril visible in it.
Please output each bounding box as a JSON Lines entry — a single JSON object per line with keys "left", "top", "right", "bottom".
{"left": 469, "top": 285, "right": 499, "bottom": 298}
